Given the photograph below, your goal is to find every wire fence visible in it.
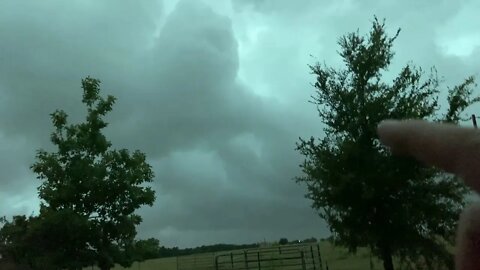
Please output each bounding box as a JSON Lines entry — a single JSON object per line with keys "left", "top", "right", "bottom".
{"left": 173, "top": 244, "right": 325, "bottom": 270}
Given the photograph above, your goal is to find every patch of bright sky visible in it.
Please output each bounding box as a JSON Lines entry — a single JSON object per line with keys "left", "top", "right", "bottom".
{"left": 432, "top": 0, "right": 480, "bottom": 123}
{"left": 231, "top": 9, "right": 274, "bottom": 100}
{"left": 228, "top": 0, "right": 358, "bottom": 103}
{"left": 435, "top": 0, "right": 480, "bottom": 58}
{"left": 148, "top": 0, "right": 179, "bottom": 50}
{"left": 2, "top": 187, "right": 39, "bottom": 217}
{"left": 0, "top": 131, "right": 40, "bottom": 216}
{"left": 323, "top": 0, "right": 357, "bottom": 16}
{"left": 437, "top": 35, "right": 480, "bottom": 58}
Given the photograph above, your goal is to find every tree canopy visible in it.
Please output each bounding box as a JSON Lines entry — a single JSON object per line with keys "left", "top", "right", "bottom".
{"left": 296, "top": 17, "right": 479, "bottom": 270}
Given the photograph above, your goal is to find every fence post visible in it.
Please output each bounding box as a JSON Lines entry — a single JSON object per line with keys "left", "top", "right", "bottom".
{"left": 257, "top": 252, "right": 261, "bottom": 270}
{"left": 177, "top": 256, "right": 179, "bottom": 270}
{"left": 215, "top": 255, "right": 219, "bottom": 270}
{"left": 301, "top": 251, "right": 306, "bottom": 270}
{"left": 317, "top": 244, "right": 323, "bottom": 270}
{"left": 244, "top": 250, "right": 249, "bottom": 270}
{"left": 310, "top": 245, "right": 316, "bottom": 270}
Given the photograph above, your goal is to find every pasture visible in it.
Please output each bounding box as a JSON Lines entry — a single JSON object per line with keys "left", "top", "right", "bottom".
{"left": 84, "top": 241, "right": 388, "bottom": 270}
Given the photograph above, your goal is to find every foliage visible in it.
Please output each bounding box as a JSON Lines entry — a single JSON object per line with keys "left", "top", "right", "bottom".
{"left": 279, "top": 238, "right": 289, "bottom": 245}
{"left": 1, "top": 77, "right": 156, "bottom": 270}
{"left": 0, "top": 215, "right": 34, "bottom": 267}
{"left": 158, "top": 243, "right": 260, "bottom": 257}
{"left": 301, "top": 237, "right": 318, "bottom": 243}
{"left": 296, "top": 17, "right": 478, "bottom": 270}
{"left": 133, "top": 238, "right": 162, "bottom": 262}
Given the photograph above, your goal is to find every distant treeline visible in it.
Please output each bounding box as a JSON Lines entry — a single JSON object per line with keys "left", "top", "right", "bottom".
{"left": 159, "top": 238, "right": 321, "bottom": 256}
{"left": 138, "top": 237, "right": 322, "bottom": 261}
{"left": 157, "top": 243, "right": 260, "bottom": 258}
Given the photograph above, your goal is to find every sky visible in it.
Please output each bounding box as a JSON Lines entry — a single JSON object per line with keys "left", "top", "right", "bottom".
{"left": 0, "top": 0, "right": 479, "bottom": 249}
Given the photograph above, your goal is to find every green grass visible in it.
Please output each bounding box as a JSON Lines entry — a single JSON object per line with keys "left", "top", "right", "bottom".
{"left": 83, "top": 242, "right": 388, "bottom": 270}
{"left": 84, "top": 256, "right": 177, "bottom": 270}
{"left": 319, "top": 242, "right": 383, "bottom": 270}
{"left": 84, "top": 241, "right": 451, "bottom": 270}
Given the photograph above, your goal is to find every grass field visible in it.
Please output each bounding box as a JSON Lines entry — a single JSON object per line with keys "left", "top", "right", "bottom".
{"left": 84, "top": 241, "right": 390, "bottom": 270}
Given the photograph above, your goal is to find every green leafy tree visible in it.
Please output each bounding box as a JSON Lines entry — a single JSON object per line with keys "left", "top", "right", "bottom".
{"left": 0, "top": 211, "right": 96, "bottom": 269}
{"left": 0, "top": 215, "right": 33, "bottom": 267}
{"left": 29, "top": 77, "right": 156, "bottom": 270}
{"left": 278, "top": 238, "right": 288, "bottom": 245}
{"left": 296, "top": 17, "right": 479, "bottom": 270}
{"left": 132, "top": 238, "right": 161, "bottom": 261}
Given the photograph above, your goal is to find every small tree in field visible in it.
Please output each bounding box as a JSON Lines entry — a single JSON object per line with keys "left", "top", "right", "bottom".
{"left": 296, "top": 17, "right": 479, "bottom": 270}
{"left": 279, "top": 238, "right": 289, "bottom": 245}
{"left": 28, "top": 77, "right": 156, "bottom": 270}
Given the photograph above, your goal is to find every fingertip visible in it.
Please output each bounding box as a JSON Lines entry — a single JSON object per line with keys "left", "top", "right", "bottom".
{"left": 377, "top": 120, "right": 400, "bottom": 136}
{"left": 456, "top": 203, "right": 480, "bottom": 270}
{"left": 377, "top": 120, "right": 403, "bottom": 148}
{"left": 377, "top": 119, "right": 401, "bottom": 129}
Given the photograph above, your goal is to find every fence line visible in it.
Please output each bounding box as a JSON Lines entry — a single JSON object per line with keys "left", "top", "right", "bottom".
{"left": 214, "top": 244, "right": 324, "bottom": 270}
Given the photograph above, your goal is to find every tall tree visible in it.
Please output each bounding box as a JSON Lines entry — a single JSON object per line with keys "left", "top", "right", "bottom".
{"left": 29, "top": 77, "right": 156, "bottom": 270}
{"left": 295, "top": 17, "right": 479, "bottom": 270}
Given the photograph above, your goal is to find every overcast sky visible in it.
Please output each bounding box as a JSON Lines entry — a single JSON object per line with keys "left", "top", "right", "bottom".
{"left": 1, "top": 0, "right": 479, "bottom": 249}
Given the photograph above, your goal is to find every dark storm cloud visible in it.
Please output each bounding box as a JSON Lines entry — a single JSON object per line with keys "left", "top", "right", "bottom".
{"left": 0, "top": 0, "right": 163, "bottom": 203}
{"left": 124, "top": 0, "right": 327, "bottom": 246}
{"left": 118, "top": 0, "right": 245, "bottom": 156}
{"left": 0, "top": 0, "right": 161, "bottom": 141}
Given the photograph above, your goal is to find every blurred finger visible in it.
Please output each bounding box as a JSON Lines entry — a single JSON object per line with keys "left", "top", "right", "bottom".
{"left": 455, "top": 203, "right": 480, "bottom": 270}
{"left": 377, "top": 119, "right": 480, "bottom": 193}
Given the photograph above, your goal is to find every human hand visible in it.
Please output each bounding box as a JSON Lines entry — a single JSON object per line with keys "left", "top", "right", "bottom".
{"left": 377, "top": 119, "right": 480, "bottom": 270}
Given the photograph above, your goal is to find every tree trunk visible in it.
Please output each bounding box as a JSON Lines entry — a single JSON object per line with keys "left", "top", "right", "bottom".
{"left": 381, "top": 245, "right": 394, "bottom": 270}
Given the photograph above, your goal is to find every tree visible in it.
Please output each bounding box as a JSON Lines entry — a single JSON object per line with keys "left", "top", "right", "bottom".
{"left": 279, "top": 238, "right": 289, "bottom": 245}
{"left": 132, "top": 238, "right": 161, "bottom": 262}
{"left": 0, "top": 215, "right": 33, "bottom": 267}
{"left": 28, "top": 77, "right": 156, "bottom": 270}
{"left": 295, "top": 17, "right": 479, "bottom": 270}
{"left": 302, "top": 237, "right": 318, "bottom": 243}
{"left": 0, "top": 211, "right": 96, "bottom": 269}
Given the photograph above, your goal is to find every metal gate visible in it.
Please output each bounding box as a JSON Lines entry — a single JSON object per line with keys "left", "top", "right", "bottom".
{"left": 214, "top": 244, "right": 324, "bottom": 270}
